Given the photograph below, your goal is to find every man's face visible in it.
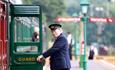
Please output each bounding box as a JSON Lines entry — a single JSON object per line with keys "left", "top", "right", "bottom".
{"left": 51, "top": 28, "right": 62, "bottom": 38}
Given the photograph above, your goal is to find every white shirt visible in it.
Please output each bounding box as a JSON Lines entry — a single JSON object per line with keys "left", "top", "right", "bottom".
{"left": 67, "top": 34, "right": 72, "bottom": 45}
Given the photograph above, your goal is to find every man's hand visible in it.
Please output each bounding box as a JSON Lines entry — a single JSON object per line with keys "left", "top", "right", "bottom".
{"left": 37, "top": 55, "right": 45, "bottom": 62}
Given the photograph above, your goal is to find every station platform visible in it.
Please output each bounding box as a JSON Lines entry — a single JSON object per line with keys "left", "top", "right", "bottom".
{"left": 43, "top": 59, "right": 115, "bottom": 70}
{"left": 43, "top": 60, "right": 82, "bottom": 70}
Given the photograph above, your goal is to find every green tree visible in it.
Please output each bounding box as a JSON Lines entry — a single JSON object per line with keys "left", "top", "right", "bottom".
{"left": 32, "top": 0, "right": 65, "bottom": 23}
{"left": 22, "top": 0, "right": 32, "bottom": 4}
{"left": 104, "top": 24, "right": 115, "bottom": 46}
{"left": 22, "top": 0, "right": 66, "bottom": 23}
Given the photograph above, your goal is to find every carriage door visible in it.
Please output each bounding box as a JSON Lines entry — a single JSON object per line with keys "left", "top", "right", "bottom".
{"left": 9, "top": 5, "right": 43, "bottom": 70}
{"left": 0, "top": 1, "right": 7, "bottom": 70}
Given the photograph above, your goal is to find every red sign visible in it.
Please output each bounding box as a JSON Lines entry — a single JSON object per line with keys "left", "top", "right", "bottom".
{"left": 56, "top": 17, "right": 81, "bottom": 22}
{"left": 89, "top": 17, "right": 114, "bottom": 23}
{"left": 56, "top": 17, "right": 114, "bottom": 23}
{"left": 107, "top": 18, "right": 114, "bottom": 23}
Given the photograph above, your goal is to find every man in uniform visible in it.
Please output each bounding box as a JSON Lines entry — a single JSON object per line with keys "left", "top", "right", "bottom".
{"left": 37, "top": 23, "right": 71, "bottom": 70}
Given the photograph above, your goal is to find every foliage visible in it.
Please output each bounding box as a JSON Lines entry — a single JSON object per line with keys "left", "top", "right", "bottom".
{"left": 86, "top": 23, "right": 97, "bottom": 45}
{"left": 109, "top": 3, "right": 115, "bottom": 17}
{"left": 22, "top": 0, "right": 115, "bottom": 48}
{"left": 32, "top": 0, "right": 65, "bottom": 23}
{"left": 23, "top": 0, "right": 66, "bottom": 23}
{"left": 87, "top": 0, "right": 115, "bottom": 47}
{"left": 22, "top": 0, "right": 32, "bottom": 4}
{"left": 104, "top": 24, "right": 115, "bottom": 45}
{"left": 64, "top": 0, "right": 80, "bottom": 16}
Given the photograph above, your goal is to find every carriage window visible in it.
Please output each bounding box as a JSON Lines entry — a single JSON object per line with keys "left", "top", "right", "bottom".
{"left": 14, "top": 17, "right": 39, "bottom": 53}
{"left": 16, "top": 46, "right": 38, "bottom": 53}
{"left": 14, "top": 17, "right": 40, "bottom": 42}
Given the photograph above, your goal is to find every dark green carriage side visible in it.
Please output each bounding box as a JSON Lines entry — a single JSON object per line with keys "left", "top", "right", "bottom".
{"left": 9, "top": 5, "right": 44, "bottom": 70}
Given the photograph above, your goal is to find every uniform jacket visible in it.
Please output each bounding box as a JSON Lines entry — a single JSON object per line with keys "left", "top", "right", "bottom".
{"left": 43, "top": 33, "right": 71, "bottom": 70}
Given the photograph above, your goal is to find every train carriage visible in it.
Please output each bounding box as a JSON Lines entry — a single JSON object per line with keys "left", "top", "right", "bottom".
{"left": 0, "top": 0, "right": 8, "bottom": 70}
{"left": 0, "top": 0, "right": 44, "bottom": 70}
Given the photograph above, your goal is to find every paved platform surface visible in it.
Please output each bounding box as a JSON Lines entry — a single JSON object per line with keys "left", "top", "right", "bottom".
{"left": 43, "top": 60, "right": 115, "bottom": 70}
